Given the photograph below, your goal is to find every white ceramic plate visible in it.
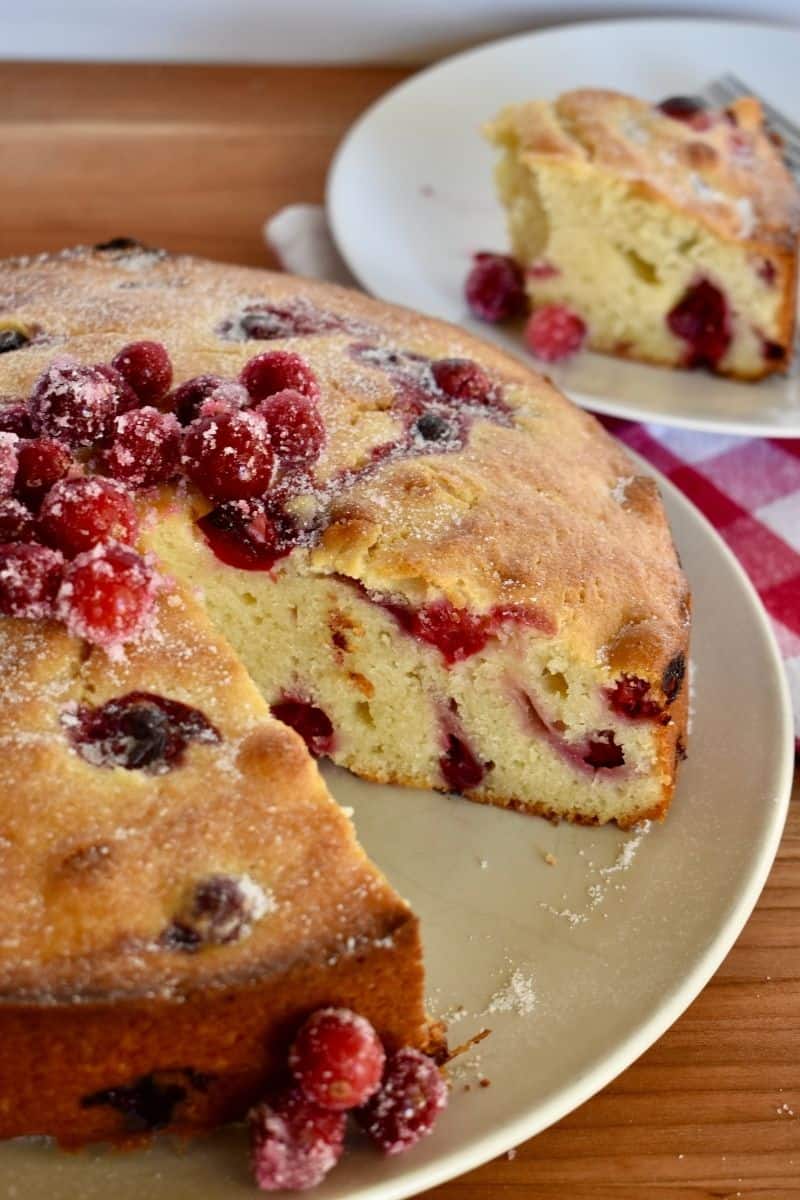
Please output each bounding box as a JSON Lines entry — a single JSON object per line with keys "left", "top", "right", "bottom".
{"left": 2, "top": 462, "right": 794, "bottom": 1198}
{"left": 328, "top": 18, "right": 800, "bottom": 438}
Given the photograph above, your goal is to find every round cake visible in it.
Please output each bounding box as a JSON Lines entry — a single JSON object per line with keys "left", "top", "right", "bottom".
{"left": 0, "top": 242, "right": 690, "bottom": 1147}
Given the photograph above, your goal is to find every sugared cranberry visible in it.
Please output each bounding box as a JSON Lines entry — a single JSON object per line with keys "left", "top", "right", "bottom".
{"left": 607, "top": 675, "right": 663, "bottom": 721}
{"left": 169, "top": 374, "right": 228, "bottom": 425}
{"left": 240, "top": 350, "right": 320, "bottom": 403}
{"left": 249, "top": 1086, "right": 346, "bottom": 1193}
{"left": 667, "top": 279, "right": 731, "bottom": 368}
{"left": 0, "top": 403, "right": 34, "bottom": 437}
{"left": 355, "top": 1047, "right": 447, "bottom": 1156}
{"left": 271, "top": 697, "right": 335, "bottom": 757}
{"left": 69, "top": 690, "right": 219, "bottom": 773}
{"left": 440, "top": 733, "right": 487, "bottom": 792}
{"left": 13, "top": 438, "right": 74, "bottom": 508}
{"left": 0, "top": 542, "right": 64, "bottom": 619}
{"left": 0, "top": 433, "right": 18, "bottom": 499}
{"left": 182, "top": 410, "right": 275, "bottom": 502}
{"left": 94, "top": 363, "right": 141, "bottom": 417}
{"left": 657, "top": 95, "right": 714, "bottom": 131}
{"left": 38, "top": 477, "right": 139, "bottom": 558}
{"left": 100, "top": 407, "right": 181, "bottom": 488}
{"left": 524, "top": 305, "right": 587, "bottom": 363}
{"left": 111, "top": 340, "right": 173, "bottom": 405}
{"left": 0, "top": 329, "right": 30, "bottom": 354}
{"left": 197, "top": 381, "right": 250, "bottom": 419}
{"left": 0, "top": 499, "right": 37, "bottom": 542}
{"left": 465, "top": 252, "right": 526, "bottom": 323}
{"left": 254, "top": 389, "right": 326, "bottom": 469}
{"left": 56, "top": 541, "right": 160, "bottom": 650}
{"left": 584, "top": 731, "right": 625, "bottom": 770}
{"left": 289, "top": 1008, "right": 385, "bottom": 1112}
{"left": 30, "top": 359, "right": 122, "bottom": 447}
{"left": 431, "top": 358, "right": 494, "bottom": 405}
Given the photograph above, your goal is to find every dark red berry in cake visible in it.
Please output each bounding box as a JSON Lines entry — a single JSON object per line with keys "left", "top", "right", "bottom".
{"left": 757, "top": 258, "right": 777, "bottom": 287}
{"left": 667, "top": 279, "right": 731, "bottom": 368}
{"left": 607, "top": 675, "right": 663, "bottom": 721}
{"left": 187, "top": 873, "right": 269, "bottom": 944}
{"left": 440, "top": 732, "right": 486, "bottom": 793}
{"left": 0, "top": 403, "right": 34, "bottom": 437}
{"left": 30, "top": 359, "right": 122, "bottom": 448}
{"left": 70, "top": 690, "right": 219, "bottom": 773}
{"left": 111, "top": 340, "right": 173, "bottom": 405}
{"left": 38, "top": 477, "right": 139, "bottom": 558}
{"left": 662, "top": 652, "right": 686, "bottom": 701}
{"left": 525, "top": 305, "right": 587, "bottom": 363}
{"left": 584, "top": 730, "right": 625, "bottom": 770}
{"left": 413, "top": 410, "right": 454, "bottom": 442}
{"left": 763, "top": 338, "right": 785, "bottom": 362}
{"left": 94, "top": 363, "right": 141, "bottom": 417}
{"left": 182, "top": 410, "right": 275, "bottom": 502}
{"left": 0, "top": 499, "right": 37, "bottom": 543}
{"left": 13, "top": 438, "right": 74, "bottom": 507}
{"left": 197, "top": 498, "right": 291, "bottom": 571}
{"left": 355, "top": 1047, "right": 447, "bottom": 1156}
{"left": 0, "top": 433, "right": 18, "bottom": 499}
{"left": 253, "top": 389, "right": 326, "bottom": 468}
{"left": 249, "top": 1086, "right": 346, "bottom": 1192}
{"left": 431, "top": 358, "right": 494, "bottom": 405}
{"left": 465, "top": 252, "right": 526, "bottom": 323}
{"left": 270, "top": 697, "right": 335, "bottom": 757}
{"left": 169, "top": 374, "right": 228, "bottom": 425}
{"left": 0, "top": 328, "right": 30, "bottom": 355}
{"left": 240, "top": 350, "right": 320, "bottom": 403}
{"left": 56, "top": 541, "right": 160, "bottom": 651}
{"left": 100, "top": 407, "right": 181, "bottom": 488}
{"left": 0, "top": 542, "right": 64, "bottom": 619}
{"left": 657, "top": 95, "right": 713, "bottom": 131}
{"left": 289, "top": 1008, "right": 385, "bottom": 1111}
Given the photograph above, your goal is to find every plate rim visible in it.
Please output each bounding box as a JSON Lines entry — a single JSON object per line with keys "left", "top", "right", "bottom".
{"left": 336, "top": 449, "right": 795, "bottom": 1200}
{"left": 326, "top": 14, "right": 800, "bottom": 440}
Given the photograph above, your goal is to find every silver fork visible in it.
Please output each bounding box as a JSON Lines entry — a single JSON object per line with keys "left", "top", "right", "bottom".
{"left": 702, "top": 72, "right": 800, "bottom": 179}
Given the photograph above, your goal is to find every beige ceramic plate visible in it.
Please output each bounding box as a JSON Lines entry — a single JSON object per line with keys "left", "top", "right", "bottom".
{"left": 1, "top": 465, "right": 794, "bottom": 1199}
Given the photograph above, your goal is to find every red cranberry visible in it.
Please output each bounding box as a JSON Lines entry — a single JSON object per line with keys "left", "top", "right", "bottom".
{"left": 758, "top": 259, "right": 777, "bottom": 287}
{"left": 270, "top": 697, "right": 335, "bottom": 757}
{"left": 0, "top": 542, "right": 64, "bottom": 619}
{"left": 0, "top": 403, "right": 34, "bottom": 437}
{"left": 13, "top": 438, "right": 74, "bottom": 507}
{"left": 584, "top": 731, "right": 625, "bottom": 770}
{"left": 31, "top": 359, "right": 128, "bottom": 448}
{"left": 657, "top": 95, "right": 714, "bottom": 131}
{"left": 249, "top": 1086, "right": 346, "bottom": 1192}
{"left": 56, "top": 542, "right": 160, "bottom": 650}
{"left": 182, "top": 410, "right": 275, "bottom": 502}
{"left": 662, "top": 652, "right": 686, "bottom": 701}
{"left": 465, "top": 252, "right": 526, "bottom": 323}
{"left": 254, "top": 389, "right": 326, "bottom": 468}
{"left": 240, "top": 350, "right": 320, "bottom": 403}
{"left": 100, "top": 407, "right": 181, "bottom": 488}
{"left": 197, "top": 381, "right": 250, "bottom": 419}
{"left": 0, "top": 433, "right": 18, "bottom": 499}
{"left": 667, "top": 279, "right": 731, "bottom": 368}
{"left": 0, "top": 499, "right": 37, "bottom": 542}
{"left": 524, "top": 305, "right": 587, "bottom": 363}
{"left": 94, "top": 363, "right": 141, "bottom": 416}
{"left": 413, "top": 409, "right": 457, "bottom": 443}
{"left": 111, "top": 340, "right": 173, "bottom": 405}
{"left": 431, "top": 358, "right": 494, "bottom": 405}
{"left": 70, "top": 690, "right": 219, "bottom": 773}
{"left": 355, "top": 1047, "right": 447, "bottom": 1156}
{"left": 607, "top": 675, "right": 663, "bottom": 720}
{"left": 196, "top": 499, "right": 291, "bottom": 571}
{"left": 440, "top": 732, "right": 486, "bottom": 793}
{"left": 171, "top": 873, "right": 266, "bottom": 947}
{"left": 289, "top": 1008, "right": 385, "bottom": 1111}
{"left": 38, "top": 477, "right": 139, "bottom": 558}
{"left": 169, "top": 374, "right": 228, "bottom": 425}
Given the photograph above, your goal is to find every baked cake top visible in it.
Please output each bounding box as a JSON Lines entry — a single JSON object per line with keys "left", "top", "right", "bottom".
{"left": 0, "top": 245, "right": 688, "bottom": 682}
{"left": 486, "top": 88, "right": 800, "bottom": 251}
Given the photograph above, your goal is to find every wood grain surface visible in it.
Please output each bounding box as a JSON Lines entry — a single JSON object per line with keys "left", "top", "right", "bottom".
{"left": 1, "top": 61, "right": 798, "bottom": 1200}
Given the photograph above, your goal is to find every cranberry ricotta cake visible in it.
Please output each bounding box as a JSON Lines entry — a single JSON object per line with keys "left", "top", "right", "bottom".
{"left": 0, "top": 242, "right": 688, "bottom": 1147}
{"left": 485, "top": 89, "right": 800, "bottom": 378}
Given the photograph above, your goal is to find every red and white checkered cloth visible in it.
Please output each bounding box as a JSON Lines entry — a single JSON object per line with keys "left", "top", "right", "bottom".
{"left": 265, "top": 205, "right": 800, "bottom": 751}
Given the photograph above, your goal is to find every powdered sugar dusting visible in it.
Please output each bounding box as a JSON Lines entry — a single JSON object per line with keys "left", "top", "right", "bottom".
{"left": 487, "top": 967, "right": 537, "bottom": 1015}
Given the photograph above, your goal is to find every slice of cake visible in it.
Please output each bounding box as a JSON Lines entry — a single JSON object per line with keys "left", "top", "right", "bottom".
{"left": 0, "top": 243, "right": 690, "bottom": 1150}
{"left": 485, "top": 89, "right": 800, "bottom": 378}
